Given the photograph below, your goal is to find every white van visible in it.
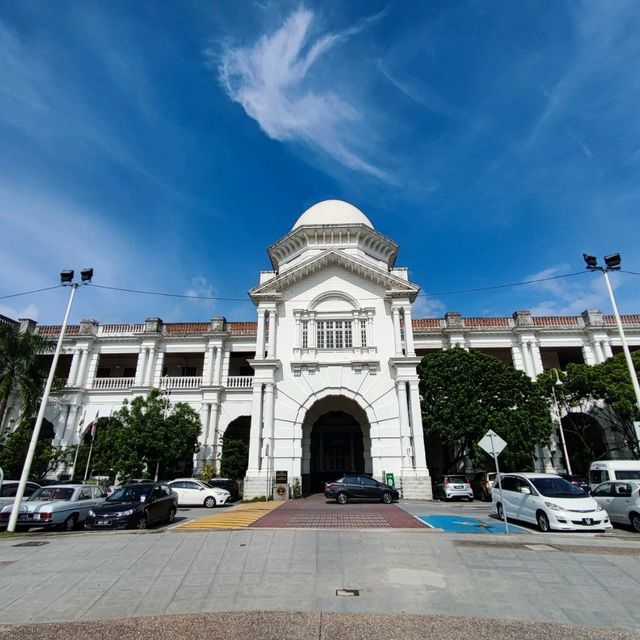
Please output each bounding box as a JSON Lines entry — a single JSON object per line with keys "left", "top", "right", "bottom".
{"left": 492, "top": 473, "right": 611, "bottom": 532}
{"left": 589, "top": 460, "right": 640, "bottom": 486}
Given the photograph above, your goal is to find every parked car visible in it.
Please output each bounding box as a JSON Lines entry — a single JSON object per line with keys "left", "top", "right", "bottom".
{"left": 560, "top": 474, "right": 591, "bottom": 494}
{"left": 470, "top": 472, "right": 497, "bottom": 501}
{"left": 85, "top": 482, "right": 177, "bottom": 530}
{"left": 168, "top": 478, "right": 231, "bottom": 507}
{"left": 492, "top": 473, "right": 611, "bottom": 532}
{"left": 591, "top": 480, "right": 640, "bottom": 532}
{"left": 433, "top": 475, "right": 474, "bottom": 501}
{"left": 0, "top": 484, "right": 105, "bottom": 531}
{"left": 0, "top": 481, "right": 41, "bottom": 510}
{"left": 206, "top": 478, "right": 240, "bottom": 501}
{"left": 324, "top": 475, "right": 399, "bottom": 504}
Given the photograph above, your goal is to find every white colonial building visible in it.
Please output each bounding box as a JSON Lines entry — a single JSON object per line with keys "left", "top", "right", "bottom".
{"left": 2, "top": 200, "right": 639, "bottom": 498}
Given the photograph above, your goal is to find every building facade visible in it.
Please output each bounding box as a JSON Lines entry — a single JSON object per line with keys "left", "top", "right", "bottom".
{"left": 2, "top": 200, "right": 639, "bottom": 498}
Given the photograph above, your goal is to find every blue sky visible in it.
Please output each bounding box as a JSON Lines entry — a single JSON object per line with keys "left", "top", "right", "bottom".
{"left": 1, "top": 1, "right": 639, "bottom": 325}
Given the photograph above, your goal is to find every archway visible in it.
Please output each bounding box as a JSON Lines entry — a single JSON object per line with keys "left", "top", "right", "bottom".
{"left": 561, "top": 412, "right": 608, "bottom": 475}
{"left": 220, "top": 416, "right": 250, "bottom": 480}
{"left": 301, "top": 396, "right": 371, "bottom": 494}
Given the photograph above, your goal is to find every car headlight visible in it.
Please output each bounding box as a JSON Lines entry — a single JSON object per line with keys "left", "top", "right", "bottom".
{"left": 115, "top": 509, "right": 135, "bottom": 517}
{"left": 544, "top": 501, "right": 564, "bottom": 512}
{"left": 88, "top": 509, "right": 95, "bottom": 517}
{"left": 595, "top": 503, "right": 603, "bottom": 512}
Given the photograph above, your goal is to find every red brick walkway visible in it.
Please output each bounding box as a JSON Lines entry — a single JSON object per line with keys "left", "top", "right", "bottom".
{"left": 250, "top": 494, "right": 427, "bottom": 529}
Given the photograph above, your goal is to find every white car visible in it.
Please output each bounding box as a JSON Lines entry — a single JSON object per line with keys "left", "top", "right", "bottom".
{"left": 591, "top": 480, "right": 640, "bottom": 532}
{"left": 168, "top": 478, "right": 230, "bottom": 507}
{"left": 492, "top": 473, "right": 612, "bottom": 532}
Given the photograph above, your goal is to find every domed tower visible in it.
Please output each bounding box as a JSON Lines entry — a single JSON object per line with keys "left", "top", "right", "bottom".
{"left": 242, "top": 200, "right": 432, "bottom": 500}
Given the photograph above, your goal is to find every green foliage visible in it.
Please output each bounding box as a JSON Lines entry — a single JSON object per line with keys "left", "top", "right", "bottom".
{"left": 538, "top": 351, "right": 640, "bottom": 459}
{"left": 219, "top": 438, "right": 249, "bottom": 480}
{"left": 0, "top": 324, "right": 55, "bottom": 427}
{"left": 291, "top": 476, "right": 302, "bottom": 499}
{"left": 0, "top": 420, "right": 68, "bottom": 480}
{"left": 91, "top": 389, "right": 201, "bottom": 480}
{"left": 199, "top": 461, "right": 217, "bottom": 482}
{"left": 419, "top": 347, "right": 553, "bottom": 471}
{"left": 242, "top": 495, "right": 267, "bottom": 503}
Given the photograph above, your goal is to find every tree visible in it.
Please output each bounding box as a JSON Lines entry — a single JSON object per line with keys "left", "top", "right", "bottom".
{"left": 219, "top": 438, "right": 249, "bottom": 480}
{"left": 538, "top": 351, "right": 640, "bottom": 460}
{"left": 0, "top": 323, "right": 55, "bottom": 427}
{"left": 90, "top": 389, "right": 201, "bottom": 480}
{"left": 0, "top": 418, "right": 67, "bottom": 480}
{"left": 419, "top": 347, "right": 553, "bottom": 472}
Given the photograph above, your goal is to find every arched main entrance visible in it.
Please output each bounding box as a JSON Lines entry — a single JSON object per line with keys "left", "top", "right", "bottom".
{"left": 301, "top": 396, "right": 371, "bottom": 494}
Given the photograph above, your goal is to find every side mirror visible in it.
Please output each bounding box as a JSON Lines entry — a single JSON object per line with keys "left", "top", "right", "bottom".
{"left": 199, "top": 487, "right": 205, "bottom": 491}
{"left": 520, "top": 487, "right": 531, "bottom": 495}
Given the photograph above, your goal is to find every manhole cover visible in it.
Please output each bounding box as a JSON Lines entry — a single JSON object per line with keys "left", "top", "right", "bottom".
{"left": 13, "top": 541, "right": 49, "bottom": 547}
{"left": 336, "top": 589, "right": 360, "bottom": 597}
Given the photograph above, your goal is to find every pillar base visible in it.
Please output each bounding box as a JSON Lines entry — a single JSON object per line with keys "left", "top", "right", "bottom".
{"left": 243, "top": 473, "right": 270, "bottom": 501}
{"left": 400, "top": 474, "right": 433, "bottom": 500}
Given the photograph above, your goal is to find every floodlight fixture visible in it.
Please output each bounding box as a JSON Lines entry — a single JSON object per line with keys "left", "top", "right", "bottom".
{"left": 80, "top": 268, "right": 94, "bottom": 283}
{"left": 60, "top": 270, "right": 74, "bottom": 284}
{"left": 582, "top": 254, "right": 598, "bottom": 270}
{"left": 604, "top": 253, "right": 621, "bottom": 270}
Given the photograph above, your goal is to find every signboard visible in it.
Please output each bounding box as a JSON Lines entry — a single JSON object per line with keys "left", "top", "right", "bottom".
{"left": 275, "top": 470, "right": 288, "bottom": 484}
{"left": 385, "top": 472, "right": 395, "bottom": 487}
{"left": 478, "top": 429, "right": 507, "bottom": 457}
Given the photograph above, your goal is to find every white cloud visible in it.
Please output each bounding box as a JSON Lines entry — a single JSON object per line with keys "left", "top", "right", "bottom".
{"left": 185, "top": 276, "right": 215, "bottom": 301}
{"left": 412, "top": 294, "right": 446, "bottom": 318}
{"left": 215, "top": 7, "right": 391, "bottom": 181}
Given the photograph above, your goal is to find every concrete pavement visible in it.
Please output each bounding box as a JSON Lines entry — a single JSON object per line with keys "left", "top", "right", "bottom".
{"left": 1, "top": 525, "right": 640, "bottom": 634}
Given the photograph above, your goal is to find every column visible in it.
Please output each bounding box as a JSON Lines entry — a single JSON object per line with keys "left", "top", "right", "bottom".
{"left": 255, "top": 309, "right": 266, "bottom": 360}
{"left": 76, "top": 348, "right": 90, "bottom": 387}
{"left": 602, "top": 339, "right": 613, "bottom": 360}
{"left": 352, "top": 312, "right": 361, "bottom": 348}
{"left": 144, "top": 345, "right": 156, "bottom": 385}
{"left": 511, "top": 344, "right": 526, "bottom": 372}
{"left": 214, "top": 345, "right": 224, "bottom": 385}
{"left": 581, "top": 342, "right": 597, "bottom": 366}
{"left": 201, "top": 403, "right": 212, "bottom": 459}
{"left": 528, "top": 340, "right": 543, "bottom": 377}
{"left": 63, "top": 405, "right": 79, "bottom": 444}
{"left": 392, "top": 307, "right": 403, "bottom": 356}
{"left": 135, "top": 347, "right": 148, "bottom": 386}
{"left": 247, "top": 384, "right": 263, "bottom": 471}
{"left": 591, "top": 338, "right": 605, "bottom": 364}
{"left": 203, "top": 343, "right": 215, "bottom": 385}
{"left": 309, "top": 312, "right": 317, "bottom": 348}
{"left": 396, "top": 380, "right": 413, "bottom": 468}
{"left": 403, "top": 307, "right": 415, "bottom": 356}
{"left": 210, "top": 400, "right": 220, "bottom": 461}
{"left": 520, "top": 339, "right": 534, "bottom": 378}
{"left": 267, "top": 310, "right": 277, "bottom": 359}
{"left": 408, "top": 380, "right": 428, "bottom": 471}
{"left": 153, "top": 351, "right": 165, "bottom": 386}
{"left": 261, "top": 383, "right": 275, "bottom": 471}
{"left": 67, "top": 348, "right": 80, "bottom": 386}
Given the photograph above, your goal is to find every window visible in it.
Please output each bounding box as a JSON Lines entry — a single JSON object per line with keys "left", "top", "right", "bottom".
{"left": 500, "top": 476, "right": 517, "bottom": 492}
{"left": 79, "top": 488, "right": 93, "bottom": 500}
{"left": 360, "top": 320, "right": 367, "bottom": 347}
{"left": 590, "top": 470, "right": 609, "bottom": 484}
{"left": 360, "top": 477, "right": 377, "bottom": 487}
{"left": 301, "top": 320, "right": 308, "bottom": 348}
{"left": 616, "top": 470, "right": 640, "bottom": 480}
{"left": 592, "top": 483, "right": 612, "bottom": 497}
{"left": 316, "top": 320, "right": 353, "bottom": 349}
{"left": 615, "top": 483, "right": 632, "bottom": 497}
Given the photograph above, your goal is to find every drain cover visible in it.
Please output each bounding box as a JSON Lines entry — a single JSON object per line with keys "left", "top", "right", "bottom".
{"left": 13, "top": 541, "right": 49, "bottom": 547}
{"left": 336, "top": 589, "right": 360, "bottom": 596}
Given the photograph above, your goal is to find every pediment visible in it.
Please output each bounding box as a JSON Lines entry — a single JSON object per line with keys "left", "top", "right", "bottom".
{"left": 250, "top": 250, "right": 419, "bottom": 301}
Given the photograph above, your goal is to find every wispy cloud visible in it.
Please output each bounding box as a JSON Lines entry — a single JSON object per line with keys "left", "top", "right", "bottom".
{"left": 215, "top": 7, "right": 391, "bottom": 181}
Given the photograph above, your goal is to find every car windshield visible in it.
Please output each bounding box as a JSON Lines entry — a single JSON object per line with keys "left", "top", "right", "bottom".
{"left": 447, "top": 476, "right": 467, "bottom": 483}
{"left": 30, "top": 487, "right": 74, "bottom": 501}
{"left": 107, "top": 485, "right": 152, "bottom": 503}
{"left": 530, "top": 477, "right": 586, "bottom": 498}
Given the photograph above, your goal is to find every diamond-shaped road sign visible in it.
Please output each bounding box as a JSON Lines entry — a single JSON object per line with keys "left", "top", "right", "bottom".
{"left": 478, "top": 429, "right": 507, "bottom": 456}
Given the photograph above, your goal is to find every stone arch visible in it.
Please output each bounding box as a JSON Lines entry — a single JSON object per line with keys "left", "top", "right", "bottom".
{"left": 308, "top": 290, "right": 359, "bottom": 312}
{"left": 561, "top": 411, "right": 608, "bottom": 475}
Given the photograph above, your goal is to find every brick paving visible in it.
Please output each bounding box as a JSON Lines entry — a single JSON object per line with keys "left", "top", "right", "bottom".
{"left": 251, "top": 494, "right": 427, "bottom": 529}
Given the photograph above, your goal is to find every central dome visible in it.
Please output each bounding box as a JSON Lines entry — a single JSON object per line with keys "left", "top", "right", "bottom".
{"left": 292, "top": 200, "right": 373, "bottom": 230}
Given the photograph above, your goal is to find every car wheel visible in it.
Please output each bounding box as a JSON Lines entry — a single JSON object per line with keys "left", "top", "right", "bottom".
{"left": 60, "top": 514, "right": 77, "bottom": 531}
{"left": 537, "top": 511, "right": 551, "bottom": 532}
{"left": 336, "top": 492, "right": 348, "bottom": 505}
{"left": 167, "top": 507, "right": 176, "bottom": 524}
{"left": 135, "top": 515, "right": 148, "bottom": 530}
{"left": 496, "top": 502, "right": 505, "bottom": 520}
{"left": 629, "top": 512, "right": 640, "bottom": 532}
{"left": 381, "top": 491, "right": 393, "bottom": 504}
{"left": 204, "top": 496, "right": 216, "bottom": 508}
{"left": 468, "top": 497, "right": 474, "bottom": 502}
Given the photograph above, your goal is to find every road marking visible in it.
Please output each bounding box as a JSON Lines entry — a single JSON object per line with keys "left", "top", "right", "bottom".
{"left": 173, "top": 501, "right": 282, "bottom": 530}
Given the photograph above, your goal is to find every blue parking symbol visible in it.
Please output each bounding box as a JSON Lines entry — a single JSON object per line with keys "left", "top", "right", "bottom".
{"left": 417, "top": 515, "right": 526, "bottom": 534}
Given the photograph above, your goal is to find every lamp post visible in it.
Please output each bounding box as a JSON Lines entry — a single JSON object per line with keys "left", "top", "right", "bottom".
{"left": 7, "top": 268, "right": 93, "bottom": 533}
{"left": 551, "top": 369, "right": 572, "bottom": 475}
{"left": 583, "top": 253, "right": 640, "bottom": 453}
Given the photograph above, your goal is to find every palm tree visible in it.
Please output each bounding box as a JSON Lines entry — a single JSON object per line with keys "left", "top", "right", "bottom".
{"left": 0, "top": 323, "right": 55, "bottom": 429}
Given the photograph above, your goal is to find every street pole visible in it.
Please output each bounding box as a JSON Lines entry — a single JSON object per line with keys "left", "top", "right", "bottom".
{"left": 602, "top": 270, "right": 640, "bottom": 419}
{"left": 7, "top": 284, "right": 77, "bottom": 533}
{"left": 552, "top": 371, "right": 572, "bottom": 475}
{"left": 490, "top": 433, "right": 509, "bottom": 535}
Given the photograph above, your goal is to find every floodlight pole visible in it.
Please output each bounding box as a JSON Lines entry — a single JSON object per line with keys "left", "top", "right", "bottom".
{"left": 7, "top": 283, "right": 78, "bottom": 532}
{"left": 551, "top": 370, "right": 572, "bottom": 475}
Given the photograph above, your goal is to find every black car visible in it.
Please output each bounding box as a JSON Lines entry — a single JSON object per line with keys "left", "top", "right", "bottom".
{"left": 206, "top": 478, "right": 240, "bottom": 501}
{"left": 85, "top": 482, "right": 177, "bottom": 530}
{"left": 324, "top": 475, "right": 399, "bottom": 504}
{"left": 560, "top": 474, "right": 591, "bottom": 494}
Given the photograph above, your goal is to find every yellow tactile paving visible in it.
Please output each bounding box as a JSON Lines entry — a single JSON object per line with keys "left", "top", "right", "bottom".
{"left": 173, "top": 501, "right": 283, "bottom": 530}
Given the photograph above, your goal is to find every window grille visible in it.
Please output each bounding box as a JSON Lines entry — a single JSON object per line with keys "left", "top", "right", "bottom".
{"left": 316, "top": 320, "right": 353, "bottom": 349}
